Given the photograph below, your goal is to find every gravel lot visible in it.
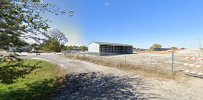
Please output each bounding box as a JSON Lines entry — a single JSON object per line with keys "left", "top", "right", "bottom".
{"left": 20, "top": 53, "right": 203, "bottom": 100}
{"left": 101, "top": 49, "right": 203, "bottom": 73}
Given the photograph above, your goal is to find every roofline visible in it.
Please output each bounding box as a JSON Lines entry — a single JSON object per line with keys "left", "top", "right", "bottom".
{"left": 88, "top": 41, "right": 133, "bottom": 47}
{"left": 88, "top": 41, "right": 96, "bottom": 45}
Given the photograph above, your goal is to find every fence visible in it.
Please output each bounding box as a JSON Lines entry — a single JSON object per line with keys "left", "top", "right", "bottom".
{"left": 174, "top": 56, "right": 203, "bottom": 77}
{"left": 62, "top": 50, "right": 203, "bottom": 78}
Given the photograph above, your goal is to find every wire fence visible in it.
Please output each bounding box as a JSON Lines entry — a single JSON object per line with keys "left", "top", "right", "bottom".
{"left": 62, "top": 50, "right": 203, "bottom": 78}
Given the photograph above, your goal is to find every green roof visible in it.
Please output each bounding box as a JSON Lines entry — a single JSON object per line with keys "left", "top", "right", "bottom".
{"left": 93, "top": 42, "right": 132, "bottom": 46}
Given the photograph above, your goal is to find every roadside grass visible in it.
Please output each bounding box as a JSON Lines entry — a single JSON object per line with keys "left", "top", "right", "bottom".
{"left": 65, "top": 54, "right": 179, "bottom": 79}
{"left": 0, "top": 59, "right": 64, "bottom": 100}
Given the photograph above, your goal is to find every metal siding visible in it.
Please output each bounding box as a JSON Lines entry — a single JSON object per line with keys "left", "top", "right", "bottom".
{"left": 88, "top": 42, "right": 133, "bottom": 55}
{"left": 88, "top": 42, "right": 100, "bottom": 53}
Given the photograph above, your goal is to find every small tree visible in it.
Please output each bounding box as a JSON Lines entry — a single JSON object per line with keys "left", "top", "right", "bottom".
{"left": 41, "top": 38, "right": 62, "bottom": 52}
{"left": 48, "top": 29, "right": 68, "bottom": 45}
{"left": 30, "top": 43, "right": 41, "bottom": 52}
{"left": 80, "top": 46, "right": 88, "bottom": 52}
{"left": 66, "top": 46, "right": 73, "bottom": 51}
{"left": 149, "top": 44, "right": 162, "bottom": 51}
{"left": 171, "top": 47, "right": 178, "bottom": 50}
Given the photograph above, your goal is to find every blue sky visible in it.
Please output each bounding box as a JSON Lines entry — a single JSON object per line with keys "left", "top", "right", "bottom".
{"left": 45, "top": 0, "right": 203, "bottom": 48}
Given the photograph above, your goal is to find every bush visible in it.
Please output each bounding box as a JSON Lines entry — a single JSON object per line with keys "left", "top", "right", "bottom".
{"left": 149, "top": 44, "right": 162, "bottom": 51}
{"left": 40, "top": 38, "right": 64, "bottom": 52}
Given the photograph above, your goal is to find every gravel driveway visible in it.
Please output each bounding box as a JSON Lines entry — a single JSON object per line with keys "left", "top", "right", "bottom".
{"left": 20, "top": 53, "right": 203, "bottom": 100}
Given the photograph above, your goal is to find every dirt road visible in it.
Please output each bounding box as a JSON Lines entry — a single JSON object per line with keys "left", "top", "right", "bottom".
{"left": 21, "top": 53, "right": 203, "bottom": 100}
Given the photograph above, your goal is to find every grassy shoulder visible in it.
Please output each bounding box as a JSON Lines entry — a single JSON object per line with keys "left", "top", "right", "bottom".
{"left": 0, "top": 59, "right": 64, "bottom": 100}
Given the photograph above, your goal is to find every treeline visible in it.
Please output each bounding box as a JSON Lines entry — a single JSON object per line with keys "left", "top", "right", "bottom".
{"left": 32, "top": 39, "right": 87, "bottom": 53}
{"left": 149, "top": 44, "right": 179, "bottom": 51}
{"left": 65, "top": 45, "right": 88, "bottom": 51}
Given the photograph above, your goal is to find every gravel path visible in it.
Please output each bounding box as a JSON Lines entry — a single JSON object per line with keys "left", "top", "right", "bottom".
{"left": 20, "top": 53, "right": 203, "bottom": 100}
{"left": 22, "top": 54, "right": 124, "bottom": 75}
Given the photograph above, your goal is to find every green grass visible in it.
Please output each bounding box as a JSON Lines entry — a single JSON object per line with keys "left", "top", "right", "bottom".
{"left": 0, "top": 59, "right": 63, "bottom": 100}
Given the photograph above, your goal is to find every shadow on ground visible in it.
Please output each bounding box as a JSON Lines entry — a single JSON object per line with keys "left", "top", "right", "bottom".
{"left": 51, "top": 72, "right": 161, "bottom": 100}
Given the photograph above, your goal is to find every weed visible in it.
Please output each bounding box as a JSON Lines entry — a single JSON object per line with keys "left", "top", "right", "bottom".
{"left": 65, "top": 54, "right": 174, "bottom": 79}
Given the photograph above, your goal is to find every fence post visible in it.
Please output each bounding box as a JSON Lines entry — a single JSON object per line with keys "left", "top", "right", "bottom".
{"left": 150, "top": 56, "right": 152, "bottom": 67}
{"left": 125, "top": 54, "right": 127, "bottom": 66}
{"left": 198, "top": 50, "right": 203, "bottom": 72}
{"left": 200, "top": 59, "right": 203, "bottom": 72}
{"left": 172, "top": 49, "right": 174, "bottom": 75}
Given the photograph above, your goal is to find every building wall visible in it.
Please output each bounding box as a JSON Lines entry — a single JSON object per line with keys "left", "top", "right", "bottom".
{"left": 123, "top": 46, "right": 133, "bottom": 54}
{"left": 88, "top": 42, "right": 100, "bottom": 53}
{"left": 100, "top": 45, "right": 133, "bottom": 55}
{"left": 88, "top": 42, "right": 133, "bottom": 56}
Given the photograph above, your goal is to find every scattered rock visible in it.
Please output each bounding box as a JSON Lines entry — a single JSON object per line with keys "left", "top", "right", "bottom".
{"left": 51, "top": 72, "right": 159, "bottom": 100}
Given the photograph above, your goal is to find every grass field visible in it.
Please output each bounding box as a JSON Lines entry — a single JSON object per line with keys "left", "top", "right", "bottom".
{"left": 0, "top": 59, "right": 63, "bottom": 100}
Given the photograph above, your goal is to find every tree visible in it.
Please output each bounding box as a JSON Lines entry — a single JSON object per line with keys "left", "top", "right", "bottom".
{"left": 40, "top": 38, "right": 63, "bottom": 52}
{"left": 0, "top": 33, "right": 28, "bottom": 49}
{"left": 149, "top": 44, "right": 162, "bottom": 51}
{"left": 171, "top": 47, "right": 178, "bottom": 50}
{"left": 0, "top": 0, "right": 49, "bottom": 49}
{"left": 66, "top": 46, "right": 74, "bottom": 51}
{"left": 0, "top": 0, "right": 69, "bottom": 49}
{"left": 40, "top": 28, "right": 68, "bottom": 52}
{"left": 64, "top": 45, "right": 82, "bottom": 51}
{"left": 30, "top": 43, "right": 41, "bottom": 51}
{"left": 48, "top": 29, "right": 68, "bottom": 45}
{"left": 80, "top": 46, "right": 88, "bottom": 52}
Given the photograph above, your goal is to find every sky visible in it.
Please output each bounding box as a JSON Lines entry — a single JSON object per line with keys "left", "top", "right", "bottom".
{"left": 44, "top": 0, "right": 203, "bottom": 49}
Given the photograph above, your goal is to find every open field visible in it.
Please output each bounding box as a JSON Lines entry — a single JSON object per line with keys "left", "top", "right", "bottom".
{"left": 106, "top": 49, "right": 203, "bottom": 74}
{"left": 62, "top": 49, "right": 203, "bottom": 78}
{"left": 137, "top": 51, "right": 175, "bottom": 54}
{"left": 63, "top": 53, "right": 174, "bottom": 79}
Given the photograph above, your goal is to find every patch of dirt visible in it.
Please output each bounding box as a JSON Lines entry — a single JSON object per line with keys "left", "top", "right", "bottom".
{"left": 138, "top": 51, "right": 174, "bottom": 55}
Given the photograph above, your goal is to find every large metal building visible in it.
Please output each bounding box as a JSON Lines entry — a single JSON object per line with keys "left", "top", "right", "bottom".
{"left": 88, "top": 42, "right": 133, "bottom": 55}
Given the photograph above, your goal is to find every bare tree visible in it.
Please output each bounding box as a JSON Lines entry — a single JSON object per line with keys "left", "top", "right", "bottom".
{"left": 48, "top": 29, "right": 68, "bottom": 45}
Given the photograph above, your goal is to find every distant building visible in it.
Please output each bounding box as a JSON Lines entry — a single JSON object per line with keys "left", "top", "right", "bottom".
{"left": 9, "top": 46, "right": 31, "bottom": 52}
{"left": 133, "top": 48, "right": 149, "bottom": 52}
{"left": 88, "top": 42, "right": 133, "bottom": 55}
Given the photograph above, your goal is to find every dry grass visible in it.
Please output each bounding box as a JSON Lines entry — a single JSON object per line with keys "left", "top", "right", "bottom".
{"left": 64, "top": 54, "right": 179, "bottom": 79}
{"left": 138, "top": 51, "right": 178, "bottom": 54}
